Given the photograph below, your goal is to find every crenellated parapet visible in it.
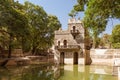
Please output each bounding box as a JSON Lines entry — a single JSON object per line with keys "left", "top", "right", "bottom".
{"left": 68, "top": 17, "right": 82, "bottom": 24}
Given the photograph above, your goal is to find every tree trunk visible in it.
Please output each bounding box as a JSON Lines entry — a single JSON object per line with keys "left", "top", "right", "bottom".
{"left": 93, "top": 37, "right": 96, "bottom": 48}
{"left": 8, "top": 34, "right": 12, "bottom": 58}
{"left": 93, "top": 31, "right": 97, "bottom": 48}
{"left": 84, "top": 50, "right": 92, "bottom": 65}
{"left": 32, "top": 46, "right": 36, "bottom": 55}
{"left": 1, "top": 34, "right": 12, "bottom": 66}
{"left": 21, "top": 37, "right": 25, "bottom": 55}
{"left": 84, "top": 27, "right": 92, "bottom": 65}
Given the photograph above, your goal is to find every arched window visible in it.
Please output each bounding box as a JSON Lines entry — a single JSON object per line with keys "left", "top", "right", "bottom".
{"left": 58, "top": 41, "right": 60, "bottom": 46}
{"left": 73, "top": 26, "right": 76, "bottom": 31}
{"left": 74, "top": 52, "right": 78, "bottom": 64}
{"left": 63, "top": 40, "right": 67, "bottom": 47}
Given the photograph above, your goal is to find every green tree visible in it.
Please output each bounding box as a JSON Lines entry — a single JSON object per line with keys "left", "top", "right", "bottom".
{"left": 24, "top": 2, "right": 61, "bottom": 55}
{"left": 73, "top": 0, "right": 120, "bottom": 48}
{"left": 0, "top": 28, "right": 9, "bottom": 50}
{"left": 46, "top": 15, "right": 61, "bottom": 47}
{"left": 111, "top": 25, "right": 120, "bottom": 48}
{"left": 68, "top": 9, "right": 78, "bottom": 18}
{"left": 71, "top": 0, "right": 120, "bottom": 65}
{"left": 100, "top": 34, "right": 111, "bottom": 48}
{"left": 0, "top": 0, "right": 30, "bottom": 66}
{"left": 24, "top": 2, "right": 49, "bottom": 55}
{"left": 0, "top": 0, "right": 29, "bottom": 57}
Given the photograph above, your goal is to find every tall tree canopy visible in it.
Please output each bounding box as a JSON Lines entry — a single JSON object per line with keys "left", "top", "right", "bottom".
{"left": 24, "top": 1, "right": 48, "bottom": 54}
{"left": 0, "top": 0, "right": 61, "bottom": 56}
{"left": 111, "top": 25, "right": 120, "bottom": 48}
{"left": 71, "top": 0, "right": 120, "bottom": 48}
{"left": 0, "top": 0, "right": 29, "bottom": 58}
{"left": 24, "top": 2, "right": 61, "bottom": 54}
{"left": 70, "top": 0, "right": 120, "bottom": 65}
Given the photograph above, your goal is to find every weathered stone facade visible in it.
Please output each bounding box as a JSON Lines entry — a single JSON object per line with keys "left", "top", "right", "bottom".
{"left": 54, "top": 18, "right": 85, "bottom": 64}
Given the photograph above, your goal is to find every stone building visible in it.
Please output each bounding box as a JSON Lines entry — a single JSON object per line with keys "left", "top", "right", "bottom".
{"left": 54, "top": 18, "right": 85, "bottom": 64}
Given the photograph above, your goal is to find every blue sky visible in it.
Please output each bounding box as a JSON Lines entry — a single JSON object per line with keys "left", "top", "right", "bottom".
{"left": 17, "top": 0, "right": 120, "bottom": 34}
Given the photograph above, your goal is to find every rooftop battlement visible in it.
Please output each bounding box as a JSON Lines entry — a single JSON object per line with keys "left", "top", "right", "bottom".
{"left": 68, "top": 18, "right": 82, "bottom": 24}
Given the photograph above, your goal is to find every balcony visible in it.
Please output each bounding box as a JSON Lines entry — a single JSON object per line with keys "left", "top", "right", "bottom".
{"left": 55, "top": 45, "right": 80, "bottom": 51}
{"left": 70, "top": 30, "right": 80, "bottom": 35}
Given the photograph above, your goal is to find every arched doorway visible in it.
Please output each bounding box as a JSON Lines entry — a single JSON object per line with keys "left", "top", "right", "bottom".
{"left": 58, "top": 41, "right": 60, "bottom": 46}
{"left": 60, "top": 52, "right": 65, "bottom": 64}
{"left": 74, "top": 52, "right": 78, "bottom": 64}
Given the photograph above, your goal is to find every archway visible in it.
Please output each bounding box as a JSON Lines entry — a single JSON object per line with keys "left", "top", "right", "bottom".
{"left": 74, "top": 52, "right": 78, "bottom": 64}
{"left": 60, "top": 52, "right": 65, "bottom": 64}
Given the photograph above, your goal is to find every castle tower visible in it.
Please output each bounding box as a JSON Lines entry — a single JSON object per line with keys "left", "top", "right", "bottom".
{"left": 54, "top": 18, "right": 85, "bottom": 64}
{"left": 68, "top": 18, "right": 84, "bottom": 49}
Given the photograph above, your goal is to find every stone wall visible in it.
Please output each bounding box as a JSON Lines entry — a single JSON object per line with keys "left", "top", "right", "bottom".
{"left": 0, "top": 49, "right": 23, "bottom": 58}
{"left": 55, "top": 31, "right": 77, "bottom": 46}
{"left": 90, "top": 49, "right": 120, "bottom": 59}
{"left": 90, "top": 49, "right": 120, "bottom": 66}
{"left": 54, "top": 18, "right": 84, "bottom": 49}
